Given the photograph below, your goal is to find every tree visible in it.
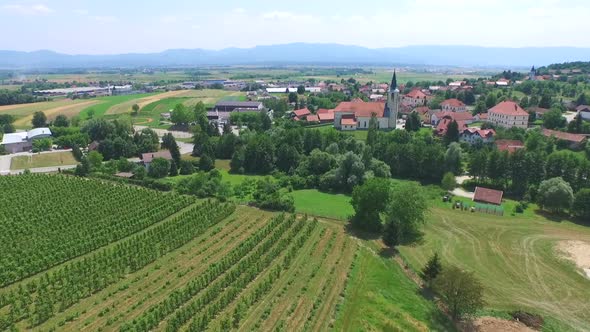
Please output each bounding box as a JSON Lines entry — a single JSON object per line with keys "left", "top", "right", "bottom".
{"left": 179, "top": 160, "right": 195, "bottom": 175}
{"left": 252, "top": 178, "right": 294, "bottom": 212}
{"left": 169, "top": 160, "right": 178, "bottom": 176}
{"left": 134, "top": 128, "right": 159, "bottom": 153}
{"left": 405, "top": 112, "right": 421, "bottom": 132}
{"left": 148, "top": 158, "right": 170, "bottom": 178}
{"left": 87, "top": 151, "right": 104, "bottom": 171}
{"left": 539, "top": 93, "right": 552, "bottom": 109}
{"left": 366, "top": 115, "right": 379, "bottom": 147}
{"left": 161, "top": 133, "right": 181, "bottom": 164}
{"left": 575, "top": 93, "right": 588, "bottom": 106}
{"left": 131, "top": 104, "right": 140, "bottom": 116}
{"left": 572, "top": 189, "right": 590, "bottom": 220}
{"left": 53, "top": 115, "right": 69, "bottom": 127}
{"left": 536, "top": 177, "right": 574, "bottom": 213}
{"left": 75, "top": 157, "right": 90, "bottom": 176}
{"left": 444, "top": 120, "right": 460, "bottom": 144}
{"left": 485, "top": 94, "right": 497, "bottom": 108}
{"left": 297, "top": 85, "right": 305, "bottom": 95}
{"left": 543, "top": 109, "right": 566, "bottom": 129}
{"left": 350, "top": 178, "right": 391, "bottom": 232}
{"left": 199, "top": 154, "right": 215, "bottom": 171}
{"left": 382, "top": 183, "right": 428, "bottom": 246}
{"left": 32, "top": 111, "right": 47, "bottom": 128}
{"left": 433, "top": 266, "right": 485, "bottom": 320}
{"left": 276, "top": 144, "right": 300, "bottom": 173}
{"left": 288, "top": 92, "right": 298, "bottom": 104}
{"left": 441, "top": 172, "right": 457, "bottom": 191}
{"left": 82, "top": 118, "right": 115, "bottom": 141}
{"left": 32, "top": 138, "right": 52, "bottom": 152}
{"left": 420, "top": 253, "right": 442, "bottom": 285}
{"left": 170, "top": 104, "right": 192, "bottom": 125}
{"left": 444, "top": 142, "right": 462, "bottom": 175}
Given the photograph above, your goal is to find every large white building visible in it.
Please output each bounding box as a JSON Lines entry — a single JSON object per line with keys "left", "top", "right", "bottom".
{"left": 1, "top": 128, "right": 52, "bottom": 153}
{"left": 333, "top": 71, "right": 399, "bottom": 131}
{"left": 488, "top": 101, "right": 529, "bottom": 129}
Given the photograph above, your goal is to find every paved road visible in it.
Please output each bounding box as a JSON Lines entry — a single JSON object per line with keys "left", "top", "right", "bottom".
{"left": 134, "top": 126, "right": 192, "bottom": 139}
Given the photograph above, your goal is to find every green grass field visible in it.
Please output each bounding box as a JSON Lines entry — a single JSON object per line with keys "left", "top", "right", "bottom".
{"left": 79, "top": 93, "right": 157, "bottom": 119}
{"left": 10, "top": 151, "right": 77, "bottom": 170}
{"left": 333, "top": 246, "right": 454, "bottom": 331}
{"left": 398, "top": 207, "right": 590, "bottom": 331}
{"left": 292, "top": 189, "right": 354, "bottom": 220}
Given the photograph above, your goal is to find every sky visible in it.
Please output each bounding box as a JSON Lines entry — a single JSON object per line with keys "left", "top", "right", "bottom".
{"left": 0, "top": 0, "right": 589, "bottom": 54}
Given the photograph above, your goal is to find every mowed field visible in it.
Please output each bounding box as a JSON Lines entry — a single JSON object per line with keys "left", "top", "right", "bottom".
{"left": 10, "top": 151, "right": 77, "bottom": 170}
{"left": 0, "top": 175, "right": 375, "bottom": 332}
{"left": 0, "top": 99, "right": 100, "bottom": 128}
{"left": 398, "top": 207, "right": 590, "bottom": 331}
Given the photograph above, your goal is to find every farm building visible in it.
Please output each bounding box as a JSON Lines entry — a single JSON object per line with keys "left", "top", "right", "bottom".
{"left": 473, "top": 187, "right": 504, "bottom": 205}
{"left": 1, "top": 128, "right": 52, "bottom": 154}
{"left": 542, "top": 129, "right": 588, "bottom": 149}
{"left": 214, "top": 101, "right": 263, "bottom": 112}
{"left": 141, "top": 150, "right": 173, "bottom": 169}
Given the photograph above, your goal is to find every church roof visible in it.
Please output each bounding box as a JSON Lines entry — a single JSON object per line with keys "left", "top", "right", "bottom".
{"left": 391, "top": 70, "right": 397, "bottom": 91}
{"left": 334, "top": 101, "right": 385, "bottom": 117}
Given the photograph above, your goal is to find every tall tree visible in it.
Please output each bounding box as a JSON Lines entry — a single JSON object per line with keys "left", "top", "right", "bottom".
{"left": 444, "top": 120, "right": 460, "bottom": 144}
{"left": 53, "top": 114, "right": 69, "bottom": 127}
{"left": 32, "top": 111, "right": 47, "bottom": 128}
{"left": 536, "top": 177, "right": 574, "bottom": 213}
{"left": 382, "top": 182, "right": 428, "bottom": 246}
{"left": 350, "top": 178, "right": 391, "bottom": 232}
{"left": 420, "top": 253, "right": 443, "bottom": 285}
{"left": 433, "top": 266, "right": 485, "bottom": 320}
{"left": 444, "top": 142, "right": 462, "bottom": 175}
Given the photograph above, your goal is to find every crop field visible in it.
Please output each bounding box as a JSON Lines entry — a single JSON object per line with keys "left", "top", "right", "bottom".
{"left": 0, "top": 99, "right": 98, "bottom": 128}
{"left": 0, "top": 175, "right": 364, "bottom": 331}
{"left": 398, "top": 207, "right": 590, "bottom": 331}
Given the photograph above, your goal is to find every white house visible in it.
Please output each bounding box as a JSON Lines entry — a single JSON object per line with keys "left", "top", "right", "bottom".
{"left": 460, "top": 128, "right": 496, "bottom": 145}
{"left": 440, "top": 98, "right": 467, "bottom": 112}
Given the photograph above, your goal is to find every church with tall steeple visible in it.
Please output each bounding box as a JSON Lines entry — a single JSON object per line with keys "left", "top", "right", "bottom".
{"left": 333, "top": 70, "right": 400, "bottom": 131}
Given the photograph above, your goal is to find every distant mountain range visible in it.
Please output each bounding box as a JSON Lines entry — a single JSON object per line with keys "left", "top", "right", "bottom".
{"left": 1, "top": 43, "right": 589, "bottom": 69}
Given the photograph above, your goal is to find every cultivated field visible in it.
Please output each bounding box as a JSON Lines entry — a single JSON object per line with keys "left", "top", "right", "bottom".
{"left": 0, "top": 175, "right": 368, "bottom": 332}
{"left": 398, "top": 207, "right": 590, "bottom": 331}
{"left": 0, "top": 99, "right": 98, "bottom": 128}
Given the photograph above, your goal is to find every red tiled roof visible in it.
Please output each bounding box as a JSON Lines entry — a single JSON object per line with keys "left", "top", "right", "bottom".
{"left": 495, "top": 139, "right": 525, "bottom": 153}
{"left": 437, "top": 111, "right": 474, "bottom": 122}
{"left": 436, "top": 118, "right": 467, "bottom": 136}
{"left": 542, "top": 129, "right": 587, "bottom": 143}
{"left": 414, "top": 106, "right": 430, "bottom": 115}
{"left": 350, "top": 98, "right": 365, "bottom": 103}
{"left": 293, "top": 108, "right": 311, "bottom": 117}
{"left": 441, "top": 98, "right": 465, "bottom": 107}
{"left": 341, "top": 118, "right": 357, "bottom": 126}
{"left": 316, "top": 108, "right": 331, "bottom": 114}
{"left": 306, "top": 114, "right": 320, "bottom": 122}
{"left": 462, "top": 128, "right": 496, "bottom": 138}
{"left": 333, "top": 101, "right": 385, "bottom": 117}
{"left": 406, "top": 89, "right": 428, "bottom": 99}
{"left": 142, "top": 150, "right": 173, "bottom": 163}
{"left": 474, "top": 187, "right": 504, "bottom": 205}
{"left": 489, "top": 101, "right": 528, "bottom": 116}
{"left": 477, "top": 113, "right": 488, "bottom": 120}
{"left": 317, "top": 111, "right": 334, "bottom": 121}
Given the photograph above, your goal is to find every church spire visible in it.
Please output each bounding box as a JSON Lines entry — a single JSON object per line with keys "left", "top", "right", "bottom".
{"left": 391, "top": 70, "right": 397, "bottom": 91}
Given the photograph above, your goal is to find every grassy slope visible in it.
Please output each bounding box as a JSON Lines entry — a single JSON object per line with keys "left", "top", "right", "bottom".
{"left": 398, "top": 207, "right": 590, "bottom": 331}
{"left": 333, "top": 246, "right": 454, "bottom": 331}
{"left": 292, "top": 189, "right": 354, "bottom": 220}
{"left": 10, "top": 151, "right": 77, "bottom": 170}
{"left": 79, "top": 93, "right": 157, "bottom": 119}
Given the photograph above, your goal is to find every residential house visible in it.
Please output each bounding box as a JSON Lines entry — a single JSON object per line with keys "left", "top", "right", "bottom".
{"left": 305, "top": 114, "right": 320, "bottom": 123}
{"left": 576, "top": 105, "right": 590, "bottom": 121}
{"left": 528, "top": 107, "right": 550, "bottom": 119}
{"left": 431, "top": 111, "right": 475, "bottom": 126}
{"left": 403, "top": 89, "right": 429, "bottom": 107}
{"left": 440, "top": 98, "right": 467, "bottom": 112}
{"left": 1, "top": 128, "right": 52, "bottom": 154}
{"left": 460, "top": 128, "right": 496, "bottom": 145}
{"left": 473, "top": 187, "right": 504, "bottom": 205}
{"left": 488, "top": 101, "right": 529, "bottom": 129}
{"left": 435, "top": 116, "right": 468, "bottom": 136}
{"left": 542, "top": 129, "right": 588, "bottom": 149}
{"left": 292, "top": 108, "right": 311, "bottom": 120}
{"left": 141, "top": 150, "right": 173, "bottom": 169}
{"left": 475, "top": 113, "right": 488, "bottom": 122}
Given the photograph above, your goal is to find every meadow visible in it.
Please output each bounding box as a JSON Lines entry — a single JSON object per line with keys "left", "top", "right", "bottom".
{"left": 10, "top": 151, "right": 77, "bottom": 170}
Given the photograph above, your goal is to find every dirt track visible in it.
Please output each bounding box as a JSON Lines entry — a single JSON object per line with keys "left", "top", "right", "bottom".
{"left": 558, "top": 240, "right": 590, "bottom": 278}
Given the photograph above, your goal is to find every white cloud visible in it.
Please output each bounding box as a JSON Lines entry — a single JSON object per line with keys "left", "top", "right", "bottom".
{"left": 2, "top": 3, "right": 53, "bottom": 15}
{"left": 261, "top": 11, "right": 313, "bottom": 21}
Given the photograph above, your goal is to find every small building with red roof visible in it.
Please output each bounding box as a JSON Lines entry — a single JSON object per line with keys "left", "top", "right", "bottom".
{"left": 292, "top": 108, "right": 311, "bottom": 118}
{"left": 431, "top": 111, "right": 475, "bottom": 126}
{"left": 488, "top": 101, "right": 529, "bottom": 129}
{"left": 317, "top": 109, "right": 335, "bottom": 123}
{"left": 305, "top": 114, "right": 320, "bottom": 123}
{"left": 441, "top": 98, "right": 467, "bottom": 112}
{"left": 473, "top": 187, "right": 504, "bottom": 205}
{"left": 542, "top": 129, "right": 588, "bottom": 149}
{"left": 435, "top": 117, "right": 468, "bottom": 136}
{"left": 495, "top": 139, "right": 525, "bottom": 153}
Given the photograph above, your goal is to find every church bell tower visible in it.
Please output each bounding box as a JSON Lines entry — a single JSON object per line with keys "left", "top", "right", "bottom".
{"left": 386, "top": 70, "right": 400, "bottom": 129}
